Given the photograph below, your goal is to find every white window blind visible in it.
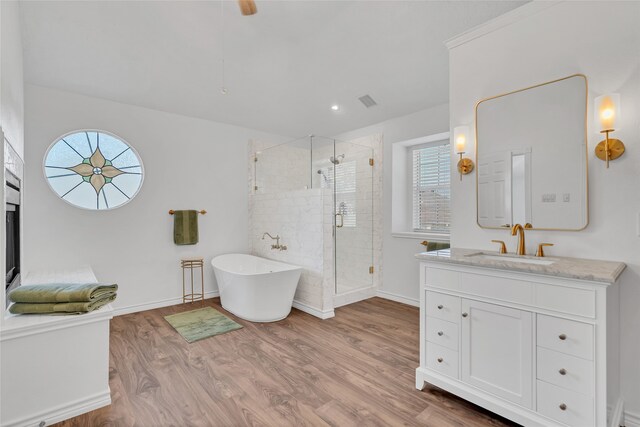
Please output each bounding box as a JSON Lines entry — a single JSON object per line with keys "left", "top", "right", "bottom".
{"left": 412, "top": 142, "right": 451, "bottom": 233}
{"left": 335, "top": 160, "right": 356, "bottom": 227}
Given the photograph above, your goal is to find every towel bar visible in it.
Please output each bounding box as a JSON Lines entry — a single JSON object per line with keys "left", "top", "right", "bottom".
{"left": 169, "top": 210, "right": 207, "bottom": 215}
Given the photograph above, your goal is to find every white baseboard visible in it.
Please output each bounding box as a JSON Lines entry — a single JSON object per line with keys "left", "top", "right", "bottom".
{"left": 625, "top": 409, "right": 640, "bottom": 427}
{"left": 376, "top": 289, "right": 419, "bottom": 307}
{"left": 113, "top": 290, "right": 220, "bottom": 316}
{"left": 333, "top": 286, "right": 376, "bottom": 308}
{"left": 292, "top": 300, "right": 334, "bottom": 319}
{"left": 2, "top": 390, "right": 111, "bottom": 427}
{"left": 609, "top": 398, "right": 624, "bottom": 427}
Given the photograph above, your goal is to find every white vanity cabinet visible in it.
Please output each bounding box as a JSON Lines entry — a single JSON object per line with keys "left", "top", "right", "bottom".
{"left": 460, "top": 298, "right": 533, "bottom": 409}
{"left": 415, "top": 251, "right": 625, "bottom": 427}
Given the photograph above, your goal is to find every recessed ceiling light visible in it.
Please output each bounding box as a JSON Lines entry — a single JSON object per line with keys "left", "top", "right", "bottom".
{"left": 331, "top": 105, "right": 340, "bottom": 111}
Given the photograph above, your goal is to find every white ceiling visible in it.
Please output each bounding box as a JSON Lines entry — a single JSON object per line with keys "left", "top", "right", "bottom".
{"left": 20, "top": 1, "right": 525, "bottom": 138}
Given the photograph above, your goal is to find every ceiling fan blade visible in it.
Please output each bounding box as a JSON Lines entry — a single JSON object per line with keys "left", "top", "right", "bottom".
{"left": 238, "top": 0, "right": 257, "bottom": 16}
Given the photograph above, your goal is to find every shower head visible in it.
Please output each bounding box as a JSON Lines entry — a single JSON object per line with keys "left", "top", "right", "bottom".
{"left": 317, "top": 169, "right": 330, "bottom": 184}
{"left": 330, "top": 154, "right": 345, "bottom": 165}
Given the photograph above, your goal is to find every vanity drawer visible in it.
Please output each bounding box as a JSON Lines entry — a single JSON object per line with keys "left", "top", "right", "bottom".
{"left": 537, "top": 380, "right": 594, "bottom": 427}
{"left": 424, "top": 266, "right": 459, "bottom": 290}
{"left": 426, "top": 316, "right": 458, "bottom": 351}
{"left": 426, "top": 342, "right": 459, "bottom": 379}
{"left": 537, "top": 315, "right": 593, "bottom": 360}
{"left": 459, "top": 272, "right": 534, "bottom": 306}
{"left": 537, "top": 347, "right": 594, "bottom": 395}
{"left": 535, "top": 284, "right": 596, "bottom": 318}
{"left": 426, "top": 291, "right": 461, "bottom": 324}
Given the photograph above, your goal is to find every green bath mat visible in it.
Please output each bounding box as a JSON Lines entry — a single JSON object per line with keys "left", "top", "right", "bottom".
{"left": 164, "top": 307, "right": 243, "bottom": 343}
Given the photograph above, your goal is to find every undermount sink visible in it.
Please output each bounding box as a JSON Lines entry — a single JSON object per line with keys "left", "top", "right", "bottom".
{"left": 466, "top": 252, "right": 556, "bottom": 266}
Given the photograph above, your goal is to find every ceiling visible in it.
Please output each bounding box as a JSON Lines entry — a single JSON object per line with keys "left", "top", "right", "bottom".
{"left": 20, "top": 1, "right": 525, "bottom": 138}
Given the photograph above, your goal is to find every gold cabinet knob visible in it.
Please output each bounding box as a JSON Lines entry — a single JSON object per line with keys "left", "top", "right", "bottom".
{"left": 437, "top": 357, "right": 443, "bottom": 363}
{"left": 536, "top": 243, "right": 554, "bottom": 257}
{"left": 559, "top": 368, "right": 567, "bottom": 376}
{"left": 491, "top": 240, "right": 507, "bottom": 254}
{"left": 559, "top": 333, "right": 567, "bottom": 341}
{"left": 420, "top": 240, "right": 429, "bottom": 249}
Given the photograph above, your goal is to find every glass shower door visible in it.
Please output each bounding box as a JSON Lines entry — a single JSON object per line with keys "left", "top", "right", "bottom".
{"left": 333, "top": 140, "right": 374, "bottom": 294}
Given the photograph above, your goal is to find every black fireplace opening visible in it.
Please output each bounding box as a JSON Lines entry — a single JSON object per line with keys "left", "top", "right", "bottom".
{"left": 6, "top": 170, "right": 21, "bottom": 297}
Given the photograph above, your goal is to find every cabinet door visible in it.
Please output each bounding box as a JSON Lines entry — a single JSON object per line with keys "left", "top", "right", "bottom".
{"left": 461, "top": 299, "right": 533, "bottom": 408}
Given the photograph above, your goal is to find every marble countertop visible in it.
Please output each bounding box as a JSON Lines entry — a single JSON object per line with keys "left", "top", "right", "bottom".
{"left": 415, "top": 248, "right": 626, "bottom": 284}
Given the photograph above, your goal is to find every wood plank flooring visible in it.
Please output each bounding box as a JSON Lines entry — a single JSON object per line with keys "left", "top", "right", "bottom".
{"left": 54, "top": 297, "right": 520, "bottom": 427}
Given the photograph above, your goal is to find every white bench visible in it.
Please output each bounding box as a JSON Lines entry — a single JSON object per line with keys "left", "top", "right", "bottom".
{"left": 1, "top": 267, "right": 113, "bottom": 427}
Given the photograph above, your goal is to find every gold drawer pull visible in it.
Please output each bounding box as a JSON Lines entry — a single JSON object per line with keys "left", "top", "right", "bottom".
{"left": 462, "top": 312, "right": 468, "bottom": 318}
{"left": 559, "top": 368, "right": 567, "bottom": 375}
{"left": 558, "top": 333, "right": 567, "bottom": 341}
{"left": 559, "top": 403, "right": 567, "bottom": 411}
{"left": 437, "top": 357, "right": 443, "bottom": 363}
{"left": 437, "top": 331, "right": 444, "bottom": 336}
{"left": 437, "top": 305, "right": 444, "bottom": 310}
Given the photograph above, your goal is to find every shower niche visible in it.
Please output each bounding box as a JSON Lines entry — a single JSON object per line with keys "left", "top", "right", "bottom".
{"left": 250, "top": 135, "right": 380, "bottom": 316}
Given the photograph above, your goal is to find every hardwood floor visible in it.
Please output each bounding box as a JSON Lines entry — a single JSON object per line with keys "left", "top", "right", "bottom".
{"left": 55, "top": 297, "right": 519, "bottom": 427}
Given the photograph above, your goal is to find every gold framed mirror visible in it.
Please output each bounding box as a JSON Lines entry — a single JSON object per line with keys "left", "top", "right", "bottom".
{"left": 475, "top": 74, "right": 588, "bottom": 231}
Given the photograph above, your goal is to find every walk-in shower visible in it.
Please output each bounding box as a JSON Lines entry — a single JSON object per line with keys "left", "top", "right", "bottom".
{"left": 253, "top": 135, "right": 374, "bottom": 297}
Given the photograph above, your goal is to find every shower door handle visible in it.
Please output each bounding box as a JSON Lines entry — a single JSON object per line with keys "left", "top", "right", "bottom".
{"left": 335, "top": 213, "right": 344, "bottom": 228}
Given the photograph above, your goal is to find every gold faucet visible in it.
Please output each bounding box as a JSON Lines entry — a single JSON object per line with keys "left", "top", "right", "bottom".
{"left": 511, "top": 224, "right": 527, "bottom": 255}
{"left": 262, "top": 232, "right": 287, "bottom": 251}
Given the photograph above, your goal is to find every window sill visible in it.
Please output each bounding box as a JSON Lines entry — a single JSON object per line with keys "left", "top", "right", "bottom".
{"left": 391, "top": 232, "right": 450, "bottom": 242}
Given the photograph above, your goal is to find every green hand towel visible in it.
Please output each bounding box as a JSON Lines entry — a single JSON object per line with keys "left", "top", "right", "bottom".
{"left": 9, "top": 293, "right": 116, "bottom": 315}
{"left": 425, "top": 242, "right": 450, "bottom": 252}
{"left": 8, "top": 283, "right": 118, "bottom": 303}
{"left": 174, "top": 210, "right": 199, "bottom": 245}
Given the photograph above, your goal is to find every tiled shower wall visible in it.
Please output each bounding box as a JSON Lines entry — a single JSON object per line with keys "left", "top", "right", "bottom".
{"left": 248, "top": 189, "right": 334, "bottom": 316}
{"left": 253, "top": 142, "right": 310, "bottom": 194}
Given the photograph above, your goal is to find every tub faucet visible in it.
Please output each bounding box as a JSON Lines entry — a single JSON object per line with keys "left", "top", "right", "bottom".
{"left": 262, "top": 232, "right": 287, "bottom": 251}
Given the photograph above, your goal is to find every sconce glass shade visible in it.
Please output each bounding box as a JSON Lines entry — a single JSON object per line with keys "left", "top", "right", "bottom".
{"left": 594, "top": 93, "right": 620, "bottom": 132}
{"left": 453, "top": 126, "right": 470, "bottom": 154}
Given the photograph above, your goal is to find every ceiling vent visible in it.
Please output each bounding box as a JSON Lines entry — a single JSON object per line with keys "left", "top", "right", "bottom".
{"left": 358, "top": 94, "right": 378, "bottom": 108}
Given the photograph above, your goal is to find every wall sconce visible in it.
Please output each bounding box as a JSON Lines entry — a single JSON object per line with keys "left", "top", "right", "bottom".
{"left": 454, "top": 125, "right": 474, "bottom": 180}
{"left": 594, "top": 93, "right": 625, "bottom": 168}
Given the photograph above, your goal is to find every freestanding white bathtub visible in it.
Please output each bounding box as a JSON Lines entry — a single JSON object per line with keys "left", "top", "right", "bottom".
{"left": 211, "top": 254, "right": 302, "bottom": 322}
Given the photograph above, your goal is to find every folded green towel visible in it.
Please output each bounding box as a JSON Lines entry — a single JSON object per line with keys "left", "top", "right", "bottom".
{"left": 425, "top": 242, "right": 450, "bottom": 252}
{"left": 9, "top": 294, "right": 116, "bottom": 315}
{"left": 174, "top": 210, "right": 199, "bottom": 245}
{"left": 8, "top": 283, "right": 118, "bottom": 303}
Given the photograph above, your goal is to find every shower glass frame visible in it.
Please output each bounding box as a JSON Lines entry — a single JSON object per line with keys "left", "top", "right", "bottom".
{"left": 255, "top": 136, "right": 374, "bottom": 296}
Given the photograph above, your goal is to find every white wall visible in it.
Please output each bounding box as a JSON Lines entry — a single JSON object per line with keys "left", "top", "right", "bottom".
{"left": 23, "top": 85, "right": 287, "bottom": 313}
{"left": 1, "top": 0, "right": 24, "bottom": 158}
{"left": 448, "top": 0, "right": 640, "bottom": 417}
{"left": 336, "top": 103, "right": 449, "bottom": 305}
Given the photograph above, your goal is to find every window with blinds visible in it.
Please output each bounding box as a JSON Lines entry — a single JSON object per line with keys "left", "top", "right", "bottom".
{"left": 334, "top": 160, "right": 356, "bottom": 227}
{"left": 412, "top": 141, "right": 451, "bottom": 233}
{"left": 319, "top": 160, "right": 357, "bottom": 228}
